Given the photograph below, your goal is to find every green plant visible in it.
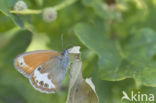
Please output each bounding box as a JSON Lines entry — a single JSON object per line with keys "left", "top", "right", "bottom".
{"left": 1, "top": 0, "right": 156, "bottom": 103}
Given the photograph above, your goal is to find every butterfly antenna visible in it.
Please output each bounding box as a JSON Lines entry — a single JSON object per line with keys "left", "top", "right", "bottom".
{"left": 61, "top": 34, "right": 64, "bottom": 50}
{"left": 60, "top": 34, "right": 74, "bottom": 50}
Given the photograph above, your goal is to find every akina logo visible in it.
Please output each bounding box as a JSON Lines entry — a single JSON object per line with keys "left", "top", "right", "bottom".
{"left": 121, "top": 90, "right": 154, "bottom": 102}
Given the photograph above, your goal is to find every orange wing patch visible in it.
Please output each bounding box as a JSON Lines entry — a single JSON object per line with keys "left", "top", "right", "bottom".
{"left": 14, "top": 50, "right": 60, "bottom": 77}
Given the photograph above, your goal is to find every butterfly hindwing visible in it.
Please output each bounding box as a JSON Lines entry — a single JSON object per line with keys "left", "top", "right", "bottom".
{"left": 29, "top": 52, "right": 69, "bottom": 93}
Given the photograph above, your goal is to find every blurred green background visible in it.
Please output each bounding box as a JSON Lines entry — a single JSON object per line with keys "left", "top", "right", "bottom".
{"left": 1, "top": 0, "right": 156, "bottom": 103}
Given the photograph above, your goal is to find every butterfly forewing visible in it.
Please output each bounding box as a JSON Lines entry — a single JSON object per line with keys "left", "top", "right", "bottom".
{"left": 14, "top": 50, "right": 60, "bottom": 77}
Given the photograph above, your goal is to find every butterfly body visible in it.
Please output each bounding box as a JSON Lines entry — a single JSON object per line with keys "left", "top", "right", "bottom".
{"left": 14, "top": 50, "right": 69, "bottom": 93}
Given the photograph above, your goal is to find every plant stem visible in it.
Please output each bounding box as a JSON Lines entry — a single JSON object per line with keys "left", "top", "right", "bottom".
{"left": 10, "top": 0, "right": 78, "bottom": 15}
{"left": 10, "top": 9, "right": 42, "bottom": 15}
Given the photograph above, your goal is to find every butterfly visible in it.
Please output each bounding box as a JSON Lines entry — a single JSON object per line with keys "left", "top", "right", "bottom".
{"left": 14, "top": 50, "right": 69, "bottom": 94}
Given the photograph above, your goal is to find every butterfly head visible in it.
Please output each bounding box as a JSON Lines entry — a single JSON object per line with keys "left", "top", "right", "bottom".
{"left": 61, "top": 49, "right": 69, "bottom": 57}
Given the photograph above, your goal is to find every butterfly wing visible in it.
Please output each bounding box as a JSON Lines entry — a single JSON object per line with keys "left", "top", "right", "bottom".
{"left": 29, "top": 54, "right": 69, "bottom": 93}
{"left": 14, "top": 50, "right": 60, "bottom": 78}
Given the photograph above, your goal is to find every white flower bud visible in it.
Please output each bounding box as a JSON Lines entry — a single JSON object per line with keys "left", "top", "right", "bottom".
{"left": 14, "top": 0, "right": 27, "bottom": 11}
{"left": 42, "top": 8, "right": 57, "bottom": 22}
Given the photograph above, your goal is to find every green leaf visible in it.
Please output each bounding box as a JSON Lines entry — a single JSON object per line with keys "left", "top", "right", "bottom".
{"left": 82, "top": 52, "right": 156, "bottom": 103}
{"left": 0, "top": 0, "right": 24, "bottom": 27}
{"left": 74, "top": 21, "right": 123, "bottom": 80}
{"left": 124, "top": 28, "right": 156, "bottom": 86}
{"left": 93, "top": 77, "right": 156, "bottom": 103}
{"left": 74, "top": 20, "right": 156, "bottom": 86}
{"left": 81, "top": 50, "right": 97, "bottom": 78}
{"left": 82, "top": 0, "right": 121, "bottom": 21}
{"left": 0, "top": 0, "right": 9, "bottom": 16}
{"left": 0, "top": 29, "right": 32, "bottom": 65}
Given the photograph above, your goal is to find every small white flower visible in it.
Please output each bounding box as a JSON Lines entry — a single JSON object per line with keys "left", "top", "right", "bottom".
{"left": 42, "top": 8, "right": 57, "bottom": 22}
{"left": 14, "top": 0, "right": 27, "bottom": 11}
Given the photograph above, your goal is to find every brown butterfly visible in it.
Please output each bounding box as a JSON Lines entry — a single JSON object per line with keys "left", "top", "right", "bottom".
{"left": 14, "top": 50, "right": 69, "bottom": 93}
